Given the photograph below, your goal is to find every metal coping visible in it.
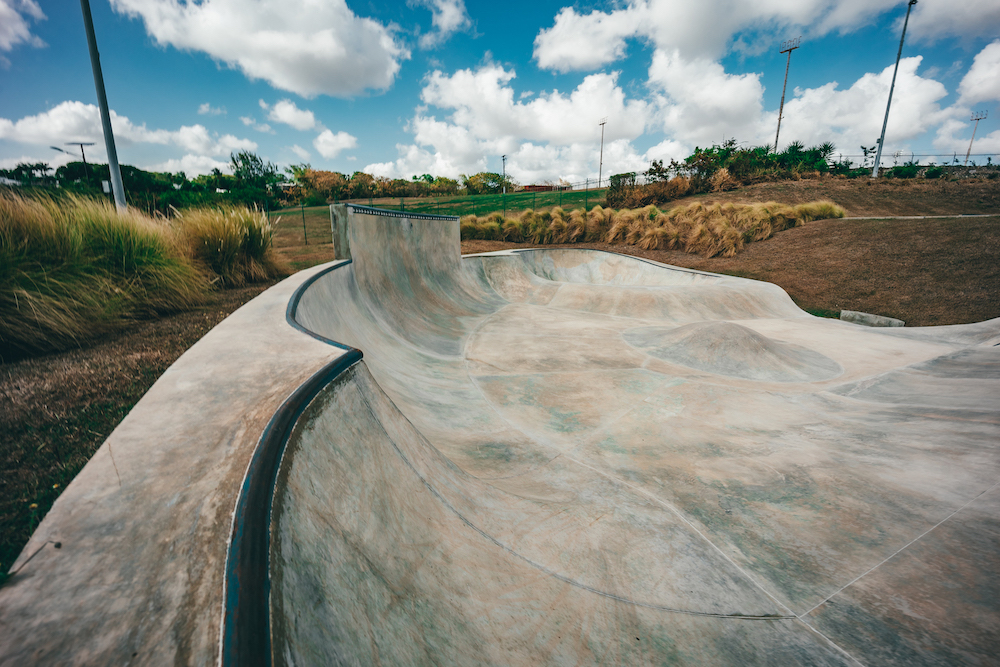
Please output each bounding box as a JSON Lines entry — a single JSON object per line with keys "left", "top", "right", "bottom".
{"left": 222, "top": 260, "right": 362, "bottom": 667}
{"left": 346, "top": 203, "right": 460, "bottom": 221}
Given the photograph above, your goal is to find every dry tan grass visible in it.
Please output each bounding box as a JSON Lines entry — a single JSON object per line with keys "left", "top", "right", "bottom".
{"left": 461, "top": 200, "right": 845, "bottom": 258}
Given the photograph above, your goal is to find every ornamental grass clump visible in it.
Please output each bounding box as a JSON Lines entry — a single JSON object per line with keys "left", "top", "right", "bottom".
{"left": 176, "top": 205, "right": 287, "bottom": 287}
{"left": 459, "top": 199, "right": 845, "bottom": 258}
{"left": 0, "top": 191, "right": 205, "bottom": 358}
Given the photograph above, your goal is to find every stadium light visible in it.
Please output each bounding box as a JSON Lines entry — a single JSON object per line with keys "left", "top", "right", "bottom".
{"left": 598, "top": 117, "right": 608, "bottom": 187}
{"left": 872, "top": 0, "right": 918, "bottom": 179}
{"left": 774, "top": 37, "right": 801, "bottom": 153}
{"left": 80, "top": 0, "right": 126, "bottom": 209}
{"left": 965, "top": 111, "right": 988, "bottom": 166}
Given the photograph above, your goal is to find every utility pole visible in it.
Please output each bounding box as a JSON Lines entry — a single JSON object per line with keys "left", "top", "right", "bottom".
{"left": 501, "top": 154, "right": 507, "bottom": 218}
{"left": 774, "top": 37, "right": 800, "bottom": 153}
{"left": 965, "top": 111, "right": 988, "bottom": 166}
{"left": 80, "top": 0, "right": 126, "bottom": 210}
{"left": 598, "top": 117, "right": 608, "bottom": 187}
{"left": 872, "top": 0, "right": 918, "bottom": 179}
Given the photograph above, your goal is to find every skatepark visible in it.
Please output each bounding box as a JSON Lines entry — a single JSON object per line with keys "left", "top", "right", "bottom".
{"left": 2, "top": 204, "right": 998, "bottom": 665}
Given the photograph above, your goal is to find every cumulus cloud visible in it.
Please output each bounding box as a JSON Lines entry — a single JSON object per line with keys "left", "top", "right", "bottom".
{"left": 239, "top": 116, "right": 273, "bottom": 133}
{"left": 290, "top": 144, "right": 311, "bottom": 161}
{"left": 777, "top": 57, "right": 949, "bottom": 156}
{"left": 313, "top": 130, "right": 357, "bottom": 158}
{"left": 198, "top": 103, "right": 226, "bottom": 116}
{"left": 108, "top": 0, "right": 409, "bottom": 97}
{"left": 531, "top": 0, "right": 997, "bottom": 73}
{"left": 648, "top": 50, "right": 767, "bottom": 147}
{"left": 421, "top": 65, "right": 649, "bottom": 145}
{"left": 0, "top": 0, "right": 46, "bottom": 65}
{"left": 365, "top": 67, "right": 663, "bottom": 182}
{"left": 908, "top": 0, "right": 1000, "bottom": 43}
{"left": 957, "top": 40, "right": 1000, "bottom": 106}
{"left": 0, "top": 101, "right": 257, "bottom": 158}
{"left": 260, "top": 99, "right": 317, "bottom": 131}
{"left": 416, "top": 0, "right": 471, "bottom": 49}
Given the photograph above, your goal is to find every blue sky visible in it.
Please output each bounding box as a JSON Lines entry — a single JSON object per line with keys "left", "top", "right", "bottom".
{"left": 1, "top": 0, "right": 999, "bottom": 183}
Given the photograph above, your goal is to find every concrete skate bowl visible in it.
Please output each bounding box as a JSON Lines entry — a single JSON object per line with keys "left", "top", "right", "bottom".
{"left": 2, "top": 205, "right": 998, "bottom": 666}
{"left": 264, "top": 207, "right": 1000, "bottom": 665}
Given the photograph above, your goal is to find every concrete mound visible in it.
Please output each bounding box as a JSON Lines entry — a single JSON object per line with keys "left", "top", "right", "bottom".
{"left": 624, "top": 321, "right": 843, "bottom": 382}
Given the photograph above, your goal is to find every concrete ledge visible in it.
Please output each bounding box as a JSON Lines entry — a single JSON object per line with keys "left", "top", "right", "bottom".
{"left": 840, "top": 309, "right": 905, "bottom": 327}
{"left": 0, "top": 262, "right": 349, "bottom": 666}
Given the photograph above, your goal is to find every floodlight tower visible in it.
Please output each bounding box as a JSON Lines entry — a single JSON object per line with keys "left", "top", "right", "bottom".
{"left": 774, "top": 37, "right": 801, "bottom": 153}
{"left": 80, "top": 0, "right": 126, "bottom": 209}
{"left": 51, "top": 142, "right": 95, "bottom": 184}
{"left": 872, "top": 0, "right": 918, "bottom": 179}
{"left": 598, "top": 117, "right": 608, "bottom": 187}
{"left": 965, "top": 111, "right": 988, "bottom": 166}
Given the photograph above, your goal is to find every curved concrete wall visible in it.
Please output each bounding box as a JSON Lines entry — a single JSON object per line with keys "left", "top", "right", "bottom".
{"left": 273, "top": 207, "right": 1000, "bottom": 665}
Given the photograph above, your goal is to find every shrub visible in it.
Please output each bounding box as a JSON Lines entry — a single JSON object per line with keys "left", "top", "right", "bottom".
{"left": 924, "top": 167, "right": 943, "bottom": 179}
{"left": 0, "top": 191, "right": 205, "bottom": 358}
{"left": 176, "top": 206, "right": 288, "bottom": 287}
{"left": 459, "top": 200, "right": 845, "bottom": 259}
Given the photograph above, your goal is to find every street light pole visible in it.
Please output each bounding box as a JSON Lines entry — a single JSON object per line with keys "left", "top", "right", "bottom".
{"left": 872, "top": 0, "right": 918, "bottom": 179}
{"left": 965, "top": 111, "right": 988, "bottom": 166}
{"left": 774, "top": 37, "right": 800, "bottom": 153}
{"left": 80, "top": 0, "right": 126, "bottom": 210}
{"left": 598, "top": 117, "right": 608, "bottom": 187}
{"left": 501, "top": 154, "right": 507, "bottom": 218}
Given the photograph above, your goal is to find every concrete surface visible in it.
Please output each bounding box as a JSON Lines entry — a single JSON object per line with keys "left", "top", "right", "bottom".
{"left": 840, "top": 310, "right": 905, "bottom": 327}
{"left": 3, "top": 204, "right": 998, "bottom": 665}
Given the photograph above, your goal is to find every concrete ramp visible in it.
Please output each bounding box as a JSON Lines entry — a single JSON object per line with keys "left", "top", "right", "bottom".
{"left": 275, "top": 206, "right": 1000, "bottom": 665}
{"left": 2, "top": 205, "right": 998, "bottom": 666}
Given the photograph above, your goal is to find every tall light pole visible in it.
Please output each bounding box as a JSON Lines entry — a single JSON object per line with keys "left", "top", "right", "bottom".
{"left": 774, "top": 37, "right": 800, "bottom": 153}
{"left": 51, "top": 142, "right": 95, "bottom": 185}
{"left": 598, "top": 117, "right": 608, "bottom": 187}
{"left": 872, "top": 0, "right": 918, "bottom": 179}
{"left": 501, "top": 154, "right": 507, "bottom": 218}
{"left": 965, "top": 111, "right": 988, "bottom": 166}
{"left": 80, "top": 0, "right": 126, "bottom": 210}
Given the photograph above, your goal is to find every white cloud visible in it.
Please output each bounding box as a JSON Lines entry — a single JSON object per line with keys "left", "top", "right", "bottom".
{"left": 198, "top": 103, "right": 226, "bottom": 116}
{"left": 777, "top": 57, "right": 950, "bottom": 155}
{"left": 957, "top": 40, "right": 1000, "bottom": 106}
{"left": 313, "top": 129, "right": 357, "bottom": 158}
{"left": 908, "top": 0, "right": 1000, "bottom": 43}
{"left": 108, "top": 0, "right": 409, "bottom": 97}
{"left": 0, "top": 0, "right": 46, "bottom": 64}
{"left": 0, "top": 100, "right": 257, "bottom": 158}
{"left": 364, "top": 67, "right": 662, "bottom": 183}
{"left": 416, "top": 0, "right": 471, "bottom": 49}
{"left": 290, "top": 144, "right": 311, "bottom": 161}
{"left": 420, "top": 65, "right": 649, "bottom": 146}
{"left": 648, "top": 49, "right": 767, "bottom": 147}
{"left": 147, "top": 154, "right": 230, "bottom": 176}
{"left": 239, "top": 116, "right": 273, "bottom": 133}
{"left": 532, "top": 0, "right": 999, "bottom": 74}
{"left": 533, "top": 5, "right": 643, "bottom": 73}
{"left": 261, "top": 98, "right": 317, "bottom": 131}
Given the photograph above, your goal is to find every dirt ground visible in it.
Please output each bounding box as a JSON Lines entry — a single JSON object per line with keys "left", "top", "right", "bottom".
{"left": 666, "top": 175, "right": 1000, "bottom": 217}
{"left": 2, "top": 177, "right": 998, "bottom": 582}
{"left": 463, "top": 215, "right": 1000, "bottom": 326}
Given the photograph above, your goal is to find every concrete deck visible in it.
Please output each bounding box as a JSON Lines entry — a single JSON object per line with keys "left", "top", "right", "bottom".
{"left": 3, "top": 204, "right": 999, "bottom": 665}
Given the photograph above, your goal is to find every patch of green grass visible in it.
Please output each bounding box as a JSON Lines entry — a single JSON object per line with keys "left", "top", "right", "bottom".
{"left": 177, "top": 205, "right": 288, "bottom": 287}
{"left": 806, "top": 308, "right": 841, "bottom": 319}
